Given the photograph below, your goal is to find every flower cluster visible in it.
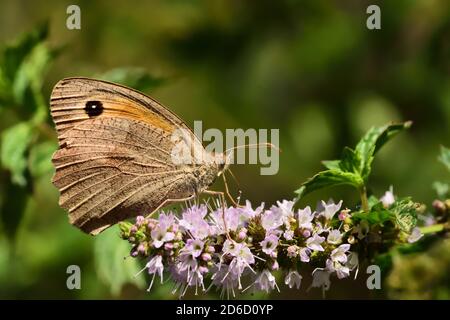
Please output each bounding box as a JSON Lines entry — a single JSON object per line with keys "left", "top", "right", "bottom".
{"left": 120, "top": 195, "right": 422, "bottom": 298}
{"left": 120, "top": 184, "right": 423, "bottom": 298}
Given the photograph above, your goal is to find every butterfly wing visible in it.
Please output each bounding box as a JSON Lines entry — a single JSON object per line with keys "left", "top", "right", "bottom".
{"left": 51, "top": 77, "right": 196, "bottom": 145}
{"left": 50, "top": 78, "right": 203, "bottom": 235}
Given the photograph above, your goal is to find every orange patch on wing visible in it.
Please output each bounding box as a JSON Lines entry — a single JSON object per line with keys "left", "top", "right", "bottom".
{"left": 97, "top": 96, "right": 174, "bottom": 133}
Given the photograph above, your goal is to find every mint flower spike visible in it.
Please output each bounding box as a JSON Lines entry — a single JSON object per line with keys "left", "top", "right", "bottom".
{"left": 121, "top": 197, "right": 375, "bottom": 298}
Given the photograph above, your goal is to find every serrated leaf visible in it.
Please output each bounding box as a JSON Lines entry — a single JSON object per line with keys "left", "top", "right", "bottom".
{"left": 29, "top": 141, "right": 57, "bottom": 177}
{"left": 295, "top": 169, "right": 364, "bottom": 199}
{"left": 352, "top": 208, "right": 393, "bottom": 225}
{"left": 390, "top": 198, "right": 418, "bottom": 233}
{"left": 98, "top": 67, "right": 166, "bottom": 92}
{"left": 94, "top": 226, "right": 146, "bottom": 296}
{"left": 339, "top": 147, "right": 362, "bottom": 173}
{"left": 355, "top": 121, "right": 412, "bottom": 180}
{"left": 1, "top": 122, "right": 35, "bottom": 186}
{"left": 438, "top": 145, "right": 450, "bottom": 172}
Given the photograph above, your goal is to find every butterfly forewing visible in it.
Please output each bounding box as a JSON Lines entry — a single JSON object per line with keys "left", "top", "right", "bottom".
{"left": 50, "top": 78, "right": 207, "bottom": 235}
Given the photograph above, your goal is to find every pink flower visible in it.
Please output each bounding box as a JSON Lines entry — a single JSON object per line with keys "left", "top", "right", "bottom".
{"left": 285, "top": 270, "right": 302, "bottom": 289}
{"left": 380, "top": 186, "right": 395, "bottom": 208}
{"left": 320, "top": 200, "right": 343, "bottom": 220}
{"left": 260, "top": 234, "right": 279, "bottom": 256}
{"left": 253, "top": 270, "right": 279, "bottom": 293}
{"left": 179, "top": 205, "right": 210, "bottom": 239}
{"left": 306, "top": 233, "right": 325, "bottom": 251}
{"left": 182, "top": 239, "right": 205, "bottom": 258}
{"left": 297, "top": 206, "right": 314, "bottom": 229}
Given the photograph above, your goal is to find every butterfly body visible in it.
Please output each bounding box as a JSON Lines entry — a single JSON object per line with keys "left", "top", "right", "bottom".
{"left": 50, "top": 78, "right": 225, "bottom": 235}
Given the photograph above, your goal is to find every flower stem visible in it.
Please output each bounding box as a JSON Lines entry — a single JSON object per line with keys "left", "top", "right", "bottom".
{"left": 359, "top": 186, "right": 369, "bottom": 212}
{"left": 419, "top": 223, "right": 446, "bottom": 235}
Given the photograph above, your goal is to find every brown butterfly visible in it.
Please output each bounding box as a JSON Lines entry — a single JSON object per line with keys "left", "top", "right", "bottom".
{"left": 50, "top": 77, "right": 230, "bottom": 235}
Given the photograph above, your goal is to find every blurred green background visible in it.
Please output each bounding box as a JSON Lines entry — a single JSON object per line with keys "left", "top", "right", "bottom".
{"left": 0, "top": 0, "right": 449, "bottom": 299}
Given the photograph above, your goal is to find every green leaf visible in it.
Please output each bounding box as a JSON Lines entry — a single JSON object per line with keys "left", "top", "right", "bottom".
{"left": 339, "top": 147, "right": 362, "bottom": 173}
{"left": 98, "top": 68, "right": 166, "bottom": 92}
{"left": 352, "top": 208, "right": 394, "bottom": 225}
{"left": 321, "top": 160, "right": 341, "bottom": 170}
{"left": 355, "top": 121, "right": 412, "bottom": 180}
{"left": 13, "top": 43, "right": 56, "bottom": 107}
{"left": 29, "top": 141, "right": 57, "bottom": 178}
{"left": 367, "top": 195, "right": 381, "bottom": 209}
{"left": 0, "top": 173, "right": 30, "bottom": 240}
{"left": 438, "top": 145, "right": 450, "bottom": 172}
{"left": 390, "top": 198, "right": 418, "bottom": 233}
{"left": 432, "top": 181, "right": 449, "bottom": 199}
{"left": 295, "top": 169, "right": 363, "bottom": 199}
{"left": 94, "top": 226, "right": 146, "bottom": 296}
{"left": 1, "top": 22, "right": 48, "bottom": 83}
{"left": 1, "top": 122, "right": 35, "bottom": 186}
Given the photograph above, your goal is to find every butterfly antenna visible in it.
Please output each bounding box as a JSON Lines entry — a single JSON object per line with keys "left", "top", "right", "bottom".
{"left": 224, "top": 142, "right": 281, "bottom": 157}
{"left": 227, "top": 168, "right": 241, "bottom": 190}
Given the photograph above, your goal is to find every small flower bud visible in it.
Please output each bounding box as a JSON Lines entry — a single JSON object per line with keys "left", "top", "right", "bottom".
{"left": 343, "top": 224, "right": 351, "bottom": 232}
{"left": 433, "top": 200, "right": 446, "bottom": 215}
{"left": 348, "top": 235, "right": 356, "bottom": 244}
{"left": 207, "top": 245, "right": 215, "bottom": 253}
{"left": 130, "top": 225, "right": 138, "bottom": 234}
{"left": 119, "top": 221, "right": 133, "bottom": 236}
{"left": 199, "top": 266, "right": 209, "bottom": 274}
{"left": 137, "top": 244, "right": 146, "bottom": 254}
{"left": 302, "top": 229, "right": 311, "bottom": 238}
{"left": 201, "top": 253, "right": 212, "bottom": 261}
{"left": 173, "top": 242, "right": 180, "bottom": 249}
{"left": 338, "top": 209, "right": 350, "bottom": 221}
{"left": 287, "top": 245, "right": 299, "bottom": 258}
{"left": 136, "top": 216, "right": 145, "bottom": 226}
{"left": 164, "top": 242, "right": 174, "bottom": 250}
{"left": 238, "top": 231, "right": 246, "bottom": 240}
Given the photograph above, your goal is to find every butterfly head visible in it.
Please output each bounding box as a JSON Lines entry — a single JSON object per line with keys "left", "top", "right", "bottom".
{"left": 215, "top": 152, "right": 231, "bottom": 176}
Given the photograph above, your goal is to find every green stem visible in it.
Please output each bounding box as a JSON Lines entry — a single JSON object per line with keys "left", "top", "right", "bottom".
{"left": 359, "top": 185, "right": 369, "bottom": 212}
{"left": 419, "top": 223, "right": 446, "bottom": 235}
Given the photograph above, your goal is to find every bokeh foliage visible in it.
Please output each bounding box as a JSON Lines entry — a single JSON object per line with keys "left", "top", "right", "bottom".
{"left": 0, "top": 0, "right": 449, "bottom": 299}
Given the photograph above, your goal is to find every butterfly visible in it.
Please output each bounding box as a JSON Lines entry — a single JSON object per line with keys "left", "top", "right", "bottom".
{"left": 50, "top": 77, "right": 229, "bottom": 235}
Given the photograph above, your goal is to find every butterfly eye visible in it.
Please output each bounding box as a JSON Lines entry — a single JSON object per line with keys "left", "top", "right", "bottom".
{"left": 84, "top": 100, "right": 103, "bottom": 116}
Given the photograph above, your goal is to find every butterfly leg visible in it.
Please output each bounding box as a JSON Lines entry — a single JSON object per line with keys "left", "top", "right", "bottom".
{"left": 222, "top": 173, "right": 244, "bottom": 208}
{"left": 203, "top": 190, "right": 232, "bottom": 240}
{"left": 146, "top": 194, "right": 196, "bottom": 218}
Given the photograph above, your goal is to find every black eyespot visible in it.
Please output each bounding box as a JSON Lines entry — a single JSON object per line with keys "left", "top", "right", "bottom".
{"left": 84, "top": 100, "right": 103, "bottom": 116}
